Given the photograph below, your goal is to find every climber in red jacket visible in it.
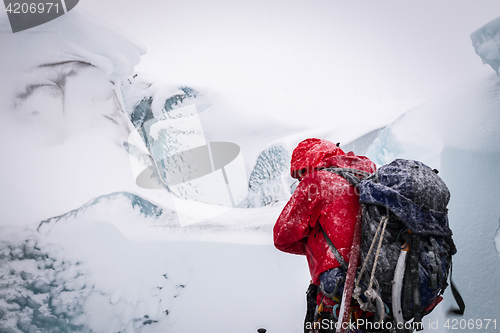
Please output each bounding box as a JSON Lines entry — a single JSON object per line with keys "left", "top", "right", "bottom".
{"left": 273, "top": 138, "right": 376, "bottom": 332}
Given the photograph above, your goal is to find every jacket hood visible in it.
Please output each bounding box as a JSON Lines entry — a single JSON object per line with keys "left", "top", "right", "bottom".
{"left": 290, "top": 138, "right": 376, "bottom": 179}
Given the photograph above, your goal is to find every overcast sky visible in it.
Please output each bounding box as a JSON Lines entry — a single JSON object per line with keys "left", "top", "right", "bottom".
{"left": 10, "top": 1, "right": 500, "bottom": 133}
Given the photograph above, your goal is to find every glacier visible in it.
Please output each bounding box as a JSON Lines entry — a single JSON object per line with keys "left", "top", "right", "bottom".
{"left": 365, "top": 38, "right": 500, "bottom": 332}
{"left": 240, "top": 144, "right": 290, "bottom": 208}
{"left": 1, "top": 3, "right": 500, "bottom": 333}
{"left": 122, "top": 75, "right": 250, "bottom": 212}
{"left": 0, "top": 189, "right": 303, "bottom": 332}
{"left": 0, "top": 235, "right": 92, "bottom": 333}
{"left": 471, "top": 16, "right": 500, "bottom": 75}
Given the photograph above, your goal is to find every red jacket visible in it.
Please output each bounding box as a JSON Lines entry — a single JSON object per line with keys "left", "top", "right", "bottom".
{"left": 273, "top": 139, "right": 376, "bottom": 284}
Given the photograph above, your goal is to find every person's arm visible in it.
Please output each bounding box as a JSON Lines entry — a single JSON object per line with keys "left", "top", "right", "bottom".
{"left": 273, "top": 176, "right": 324, "bottom": 255}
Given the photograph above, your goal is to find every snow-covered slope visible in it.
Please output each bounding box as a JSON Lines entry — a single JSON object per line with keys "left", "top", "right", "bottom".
{"left": 366, "top": 60, "right": 500, "bottom": 331}
{"left": 0, "top": 10, "right": 307, "bottom": 332}
{"left": 0, "top": 9, "right": 150, "bottom": 227}
{"left": 1, "top": 192, "right": 303, "bottom": 333}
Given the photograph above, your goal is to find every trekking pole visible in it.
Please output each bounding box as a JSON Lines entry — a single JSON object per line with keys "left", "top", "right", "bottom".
{"left": 336, "top": 209, "right": 363, "bottom": 333}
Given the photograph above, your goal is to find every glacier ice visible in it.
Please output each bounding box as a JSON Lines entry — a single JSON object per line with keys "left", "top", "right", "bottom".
{"left": 163, "top": 86, "right": 199, "bottom": 113}
{"left": 21, "top": 192, "right": 190, "bottom": 333}
{"left": 123, "top": 79, "right": 249, "bottom": 211}
{"left": 19, "top": 189, "right": 287, "bottom": 333}
{"left": 0, "top": 229, "right": 189, "bottom": 333}
{"left": 471, "top": 16, "right": 500, "bottom": 75}
{"left": 122, "top": 79, "right": 206, "bottom": 180}
{"left": 365, "top": 45, "right": 500, "bottom": 329}
{"left": 131, "top": 85, "right": 207, "bottom": 163}
{"left": 240, "top": 145, "right": 290, "bottom": 208}
{"left": 0, "top": 236, "right": 92, "bottom": 332}
{"left": 0, "top": 9, "right": 145, "bottom": 103}
{"left": 0, "top": 11, "right": 151, "bottom": 227}
{"left": 367, "top": 71, "right": 500, "bottom": 169}
{"left": 364, "top": 19, "right": 500, "bottom": 327}
{"left": 341, "top": 127, "right": 384, "bottom": 156}
{"left": 11, "top": 61, "right": 130, "bottom": 145}
{"left": 122, "top": 78, "right": 203, "bottom": 132}
{"left": 130, "top": 96, "right": 154, "bottom": 130}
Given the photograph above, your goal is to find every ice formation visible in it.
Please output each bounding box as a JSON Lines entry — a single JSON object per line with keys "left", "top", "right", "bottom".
{"left": 240, "top": 145, "right": 290, "bottom": 208}
{"left": 365, "top": 19, "right": 500, "bottom": 327}
{"left": 471, "top": 17, "right": 500, "bottom": 75}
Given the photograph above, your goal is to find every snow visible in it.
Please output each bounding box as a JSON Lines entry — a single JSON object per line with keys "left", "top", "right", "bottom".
{"left": 1, "top": 2, "right": 500, "bottom": 333}
{"left": 471, "top": 17, "right": 500, "bottom": 75}
{"left": 365, "top": 63, "right": 500, "bottom": 331}
{"left": 1, "top": 193, "right": 305, "bottom": 332}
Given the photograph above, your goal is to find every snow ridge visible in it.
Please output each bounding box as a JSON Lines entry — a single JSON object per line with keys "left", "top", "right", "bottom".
{"left": 37, "top": 192, "right": 167, "bottom": 232}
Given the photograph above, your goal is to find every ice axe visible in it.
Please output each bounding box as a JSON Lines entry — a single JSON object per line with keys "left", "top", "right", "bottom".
{"left": 336, "top": 209, "right": 363, "bottom": 333}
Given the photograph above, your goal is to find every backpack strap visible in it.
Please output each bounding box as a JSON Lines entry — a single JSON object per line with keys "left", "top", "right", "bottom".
{"left": 429, "top": 237, "right": 444, "bottom": 290}
{"left": 305, "top": 283, "right": 319, "bottom": 331}
{"left": 322, "top": 167, "right": 371, "bottom": 187}
{"left": 309, "top": 167, "right": 370, "bottom": 272}
{"left": 448, "top": 265, "right": 466, "bottom": 315}
{"left": 402, "top": 258, "right": 413, "bottom": 320}
{"left": 409, "top": 234, "right": 423, "bottom": 327}
{"left": 318, "top": 223, "right": 349, "bottom": 271}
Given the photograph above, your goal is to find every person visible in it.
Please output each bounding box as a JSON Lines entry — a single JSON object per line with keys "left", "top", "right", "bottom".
{"left": 273, "top": 138, "right": 376, "bottom": 333}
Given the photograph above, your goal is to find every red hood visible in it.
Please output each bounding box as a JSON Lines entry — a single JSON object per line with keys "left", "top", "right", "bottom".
{"left": 290, "top": 138, "right": 376, "bottom": 179}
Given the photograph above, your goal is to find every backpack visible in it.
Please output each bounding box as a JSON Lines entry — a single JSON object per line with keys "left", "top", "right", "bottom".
{"left": 321, "top": 159, "right": 464, "bottom": 331}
